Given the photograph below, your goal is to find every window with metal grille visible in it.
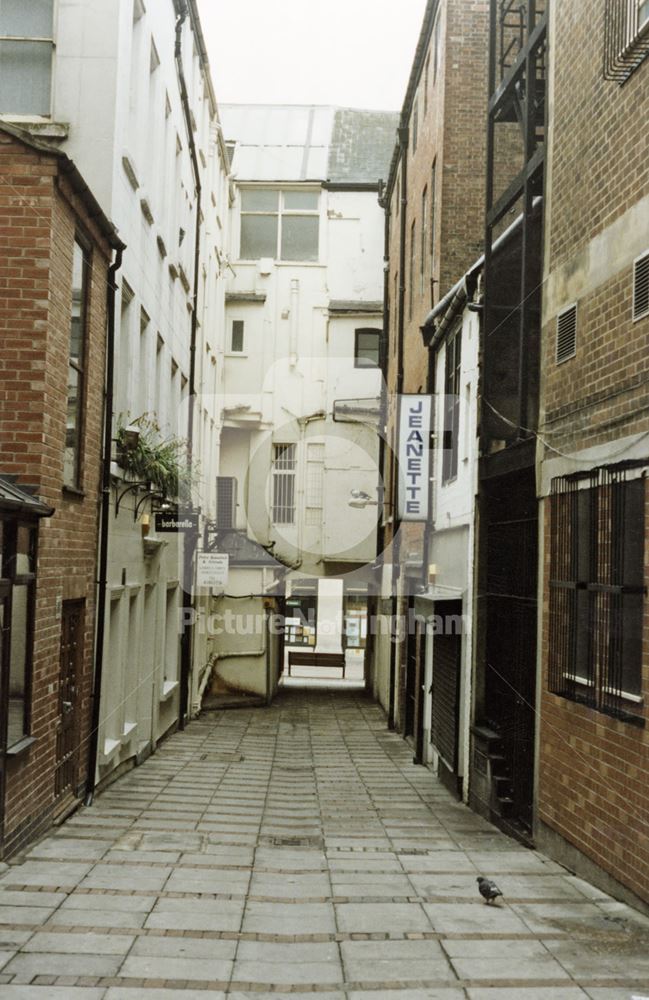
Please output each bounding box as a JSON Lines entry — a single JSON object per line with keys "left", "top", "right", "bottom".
{"left": 603, "top": 0, "right": 649, "bottom": 82}
{"left": 442, "top": 327, "right": 462, "bottom": 484}
{"left": 0, "top": 0, "right": 54, "bottom": 116}
{"left": 216, "top": 477, "right": 237, "bottom": 528}
{"left": 305, "top": 443, "right": 325, "bottom": 526}
{"left": 272, "top": 444, "right": 296, "bottom": 524}
{"left": 633, "top": 250, "right": 649, "bottom": 321}
{"left": 556, "top": 303, "right": 577, "bottom": 364}
{"left": 548, "top": 463, "right": 647, "bottom": 726}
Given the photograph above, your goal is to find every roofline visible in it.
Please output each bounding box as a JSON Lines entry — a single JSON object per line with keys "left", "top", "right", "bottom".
{"left": 384, "top": 0, "right": 441, "bottom": 205}
{"left": 0, "top": 121, "right": 125, "bottom": 251}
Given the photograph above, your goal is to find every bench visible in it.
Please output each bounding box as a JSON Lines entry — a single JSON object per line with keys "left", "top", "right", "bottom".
{"left": 287, "top": 650, "right": 346, "bottom": 678}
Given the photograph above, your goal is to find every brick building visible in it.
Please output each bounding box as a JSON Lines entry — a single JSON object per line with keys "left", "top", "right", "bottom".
{"left": 536, "top": 0, "right": 649, "bottom": 906}
{"left": 371, "top": 0, "right": 490, "bottom": 751}
{"left": 0, "top": 124, "right": 121, "bottom": 858}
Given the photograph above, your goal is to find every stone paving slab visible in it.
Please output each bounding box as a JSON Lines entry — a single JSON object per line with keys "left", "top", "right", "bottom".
{"left": 0, "top": 688, "right": 648, "bottom": 997}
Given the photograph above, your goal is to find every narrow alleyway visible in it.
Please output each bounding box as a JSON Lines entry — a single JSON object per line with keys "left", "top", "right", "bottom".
{"left": 1, "top": 689, "right": 648, "bottom": 999}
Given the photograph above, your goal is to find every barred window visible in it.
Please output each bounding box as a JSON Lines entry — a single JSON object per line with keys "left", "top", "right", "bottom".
{"left": 548, "top": 463, "right": 646, "bottom": 725}
{"left": 272, "top": 444, "right": 296, "bottom": 524}
{"left": 603, "top": 0, "right": 649, "bottom": 82}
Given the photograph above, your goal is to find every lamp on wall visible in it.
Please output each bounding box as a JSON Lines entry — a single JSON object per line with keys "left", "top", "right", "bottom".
{"left": 348, "top": 489, "right": 378, "bottom": 509}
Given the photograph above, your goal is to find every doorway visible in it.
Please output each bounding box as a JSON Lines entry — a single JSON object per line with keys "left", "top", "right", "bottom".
{"left": 55, "top": 599, "right": 84, "bottom": 807}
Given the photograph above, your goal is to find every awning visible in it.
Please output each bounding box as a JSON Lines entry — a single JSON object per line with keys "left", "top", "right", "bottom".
{"left": 0, "top": 475, "right": 54, "bottom": 518}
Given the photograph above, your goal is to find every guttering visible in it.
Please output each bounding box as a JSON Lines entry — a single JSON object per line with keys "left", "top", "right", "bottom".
{"left": 421, "top": 199, "right": 544, "bottom": 350}
{"left": 386, "top": 122, "right": 410, "bottom": 730}
{"left": 175, "top": 2, "right": 202, "bottom": 730}
{"left": 85, "top": 244, "right": 124, "bottom": 806}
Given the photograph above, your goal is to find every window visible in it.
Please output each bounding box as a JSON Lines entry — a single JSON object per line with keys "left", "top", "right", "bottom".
{"left": 393, "top": 271, "right": 399, "bottom": 353}
{"left": 548, "top": 465, "right": 646, "bottom": 725}
{"left": 0, "top": 0, "right": 54, "bottom": 116}
{"left": 442, "top": 327, "right": 462, "bottom": 483}
{"left": 604, "top": 0, "right": 649, "bottom": 81}
{"left": 423, "top": 53, "right": 430, "bottom": 114}
{"left": 421, "top": 186, "right": 428, "bottom": 296}
{"left": 139, "top": 308, "right": 150, "bottom": 414}
{"left": 272, "top": 444, "right": 296, "bottom": 524}
{"left": 231, "top": 320, "right": 245, "bottom": 353}
{"left": 430, "top": 160, "right": 437, "bottom": 282}
{"left": 0, "top": 520, "right": 37, "bottom": 750}
{"left": 433, "top": 11, "right": 442, "bottom": 81}
{"left": 412, "top": 96, "right": 419, "bottom": 153}
{"left": 239, "top": 188, "right": 319, "bottom": 262}
{"left": 640, "top": 0, "right": 649, "bottom": 31}
{"left": 305, "top": 443, "right": 325, "bottom": 526}
{"left": 64, "top": 240, "right": 89, "bottom": 489}
{"left": 409, "top": 220, "right": 416, "bottom": 319}
{"left": 354, "top": 329, "right": 380, "bottom": 369}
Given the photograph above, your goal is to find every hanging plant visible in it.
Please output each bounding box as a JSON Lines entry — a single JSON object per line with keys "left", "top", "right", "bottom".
{"left": 115, "top": 415, "right": 197, "bottom": 502}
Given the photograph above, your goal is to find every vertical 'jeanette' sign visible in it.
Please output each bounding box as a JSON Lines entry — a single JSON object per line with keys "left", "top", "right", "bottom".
{"left": 398, "top": 395, "right": 432, "bottom": 521}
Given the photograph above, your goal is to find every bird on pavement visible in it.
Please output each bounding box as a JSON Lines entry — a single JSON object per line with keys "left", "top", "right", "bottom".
{"left": 477, "top": 876, "right": 503, "bottom": 904}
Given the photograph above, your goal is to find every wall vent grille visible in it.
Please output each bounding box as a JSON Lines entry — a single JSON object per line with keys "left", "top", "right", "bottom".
{"left": 633, "top": 251, "right": 649, "bottom": 321}
{"left": 556, "top": 304, "right": 577, "bottom": 364}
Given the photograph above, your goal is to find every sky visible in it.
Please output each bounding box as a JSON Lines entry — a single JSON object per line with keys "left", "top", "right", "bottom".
{"left": 196, "top": 0, "right": 429, "bottom": 112}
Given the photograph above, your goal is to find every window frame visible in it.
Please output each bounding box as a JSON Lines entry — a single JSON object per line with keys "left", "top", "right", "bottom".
{"left": 441, "top": 325, "right": 462, "bottom": 485}
{"left": 548, "top": 465, "right": 647, "bottom": 726}
{"left": 354, "top": 328, "right": 381, "bottom": 369}
{"left": 230, "top": 319, "right": 245, "bottom": 353}
{"left": 238, "top": 187, "right": 320, "bottom": 263}
{"left": 63, "top": 236, "right": 91, "bottom": 492}
{"left": 272, "top": 443, "right": 297, "bottom": 525}
{"left": 0, "top": 518, "right": 38, "bottom": 753}
{"left": 0, "top": 0, "right": 55, "bottom": 118}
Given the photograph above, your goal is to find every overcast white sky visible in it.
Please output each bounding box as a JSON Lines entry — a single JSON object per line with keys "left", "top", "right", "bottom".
{"left": 196, "top": 0, "right": 429, "bottom": 112}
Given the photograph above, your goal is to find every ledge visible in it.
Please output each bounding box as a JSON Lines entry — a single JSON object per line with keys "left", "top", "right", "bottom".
{"left": 121, "top": 721, "right": 138, "bottom": 745}
{"left": 5, "top": 735, "right": 36, "bottom": 757}
{"left": 161, "top": 680, "right": 179, "bottom": 702}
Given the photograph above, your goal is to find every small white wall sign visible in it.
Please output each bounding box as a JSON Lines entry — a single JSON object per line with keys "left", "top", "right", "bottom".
{"left": 398, "top": 394, "right": 432, "bottom": 522}
{"left": 196, "top": 553, "right": 229, "bottom": 590}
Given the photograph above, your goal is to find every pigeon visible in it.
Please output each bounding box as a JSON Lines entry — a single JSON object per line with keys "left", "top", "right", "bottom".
{"left": 477, "top": 876, "right": 503, "bottom": 904}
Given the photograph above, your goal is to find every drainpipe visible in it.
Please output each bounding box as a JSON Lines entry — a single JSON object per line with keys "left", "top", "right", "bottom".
{"left": 289, "top": 279, "right": 299, "bottom": 367}
{"left": 371, "top": 180, "right": 391, "bottom": 697}
{"left": 175, "top": 1, "right": 201, "bottom": 729}
{"left": 387, "top": 125, "right": 409, "bottom": 730}
{"left": 85, "top": 245, "right": 124, "bottom": 806}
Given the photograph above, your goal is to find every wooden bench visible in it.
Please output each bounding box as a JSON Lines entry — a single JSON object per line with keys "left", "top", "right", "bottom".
{"left": 287, "top": 650, "right": 346, "bottom": 678}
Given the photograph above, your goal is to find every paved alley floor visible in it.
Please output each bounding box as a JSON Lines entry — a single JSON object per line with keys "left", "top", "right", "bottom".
{"left": 1, "top": 688, "right": 649, "bottom": 1000}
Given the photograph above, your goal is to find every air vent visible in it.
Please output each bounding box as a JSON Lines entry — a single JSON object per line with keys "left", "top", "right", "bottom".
{"left": 633, "top": 251, "right": 649, "bottom": 321}
{"left": 556, "top": 304, "right": 577, "bottom": 364}
{"left": 216, "top": 476, "right": 237, "bottom": 528}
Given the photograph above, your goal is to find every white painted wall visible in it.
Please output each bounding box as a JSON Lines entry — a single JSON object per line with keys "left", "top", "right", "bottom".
{"left": 43, "top": 0, "right": 230, "bottom": 779}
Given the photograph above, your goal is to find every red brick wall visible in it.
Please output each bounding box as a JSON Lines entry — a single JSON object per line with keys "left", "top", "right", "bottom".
{"left": 0, "top": 133, "right": 112, "bottom": 856}
{"left": 539, "top": 481, "right": 649, "bottom": 901}
{"left": 382, "top": 0, "right": 489, "bottom": 728}
{"left": 538, "top": 0, "right": 649, "bottom": 903}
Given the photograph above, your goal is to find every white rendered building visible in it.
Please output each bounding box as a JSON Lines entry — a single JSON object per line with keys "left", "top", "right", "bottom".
{"left": 1, "top": 0, "right": 231, "bottom": 778}
{"left": 205, "top": 104, "right": 397, "bottom": 699}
